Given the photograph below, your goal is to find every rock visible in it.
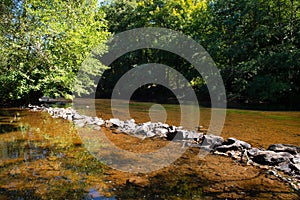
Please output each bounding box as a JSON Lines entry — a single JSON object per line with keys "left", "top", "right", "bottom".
{"left": 267, "top": 144, "right": 300, "bottom": 155}
{"left": 38, "top": 96, "right": 51, "bottom": 102}
{"left": 133, "top": 124, "right": 149, "bottom": 136}
{"left": 126, "top": 177, "right": 150, "bottom": 187}
{"left": 146, "top": 131, "right": 156, "bottom": 138}
{"left": 247, "top": 148, "right": 261, "bottom": 157}
{"left": 292, "top": 154, "right": 300, "bottom": 164}
{"left": 73, "top": 119, "right": 85, "bottom": 128}
{"left": 166, "top": 130, "right": 184, "bottom": 141}
{"left": 290, "top": 163, "right": 300, "bottom": 175}
{"left": 94, "top": 117, "right": 104, "bottom": 126}
{"left": 177, "top": 130, "right": 201, "bottom": 140}
{"left": 216, "top": 138, "right": 251, "bottom": 153}
{"left": 85, "top": 116, "right": 96, "bottom": 125}
{"left": 26, "top": 104, "right": 300, "bottom": 188}
{"left": 227, "top": 150, "right": 242, "bottom": 160}
{"left": 124, "top": 119, "right": 136, "bottom": 130}
{"left": 250, "top": 150, "right": 293, "bottom": 166}
{"left": 105, "top": 121, "right": 113, "bottom": 128}
{"left": 62, "top": 110, "right": 73, "bottom": 120}
{"left": 73, "top": 113, "right": 84, "bottom": 120}
{"left": 275, "top": 161, "right": 293, "bottom": 174}
{"left": 168, "top": 125, "right": 177, "bottom": 133}
{"left": 200, "top": 134, "right": 224, "bottom": 151}
{"left": 186, "top": 131, "right": 203, "bottom": 140}
{"left": 92, "top": 125, "right": 101, "bottom": 131}
{"left": 109, "top": 118, "right": 124, "bottom": 127}
{"left": 155, "top": 128, "right": 168, "bottom": 137}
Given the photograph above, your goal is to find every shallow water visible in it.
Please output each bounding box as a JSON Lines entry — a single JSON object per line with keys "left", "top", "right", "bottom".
{"left": 89, "top": 99, "right": 300, "bottom": 148}
{"left": 0, "top": 100, "right": 299, "bottom": 199}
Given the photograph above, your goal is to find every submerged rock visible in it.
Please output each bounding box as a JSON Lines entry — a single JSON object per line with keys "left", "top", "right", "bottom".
{"left": 73, "top": 119, "right": 86, "bottom": 128}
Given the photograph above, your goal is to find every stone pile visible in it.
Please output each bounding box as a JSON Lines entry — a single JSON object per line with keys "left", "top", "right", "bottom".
{"left": 28, "top": 105, "right": 299, "bottom": 190}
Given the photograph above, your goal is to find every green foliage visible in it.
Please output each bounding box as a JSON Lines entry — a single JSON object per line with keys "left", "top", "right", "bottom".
{"left": 1, "top": 0, "right": 299, "bottom": 106}
{"left": 200, "top": 0, "right": 300, "bottom": 102}
{"left": 103, "top": 0, "right": 300, "bottom": 105}
{"left": 0, "top": 0, "right": 109, "bottom": 104}
{"left": 100, "top": 0, "right": 207, "bottom": 100}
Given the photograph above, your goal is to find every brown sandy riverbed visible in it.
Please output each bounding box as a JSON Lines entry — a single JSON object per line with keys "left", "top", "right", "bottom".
{"left": 0, "top": 102, "right": 299, "bottom": 199}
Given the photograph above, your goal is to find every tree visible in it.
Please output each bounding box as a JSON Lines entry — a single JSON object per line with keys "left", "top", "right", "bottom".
{"left": 0, "top": 0, "right": 110, "bottom": 104}
{"left": 197, "top": 0, "right": 300, "bottom": 103}
{"left": 100, "top": 0, "right": 209, "bottom": 101}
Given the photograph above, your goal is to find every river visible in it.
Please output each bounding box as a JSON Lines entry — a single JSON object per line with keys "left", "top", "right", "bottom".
{"left": 0, "top": 99, "right": 299, "bottom": 199}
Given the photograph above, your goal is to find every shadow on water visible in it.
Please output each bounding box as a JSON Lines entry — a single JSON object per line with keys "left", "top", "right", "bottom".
{"left": 116, "top": 172, "right": 206, "bottom": 199}
{"left": 0, "top": 188, "right": 40, "bottom": 200}
{"left": 0, "top": 124, "right": 21, "bottom": 134}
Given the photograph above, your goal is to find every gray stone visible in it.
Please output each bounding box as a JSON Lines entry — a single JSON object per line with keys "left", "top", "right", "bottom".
{"left": 267, "top": 144, "right": 300, "bottom": 155}
{"left": 168, "top": 126, "right": 177, "bottom": 133}
{"left": 62, "top": 111, "right": 73, "bottom": 120}
{"left": 251, "top": 150, "right": 293, "bottom": 166}
{"left": 155, "top": 128, "right": 168, "bottom": 137}
{"left": 275, "top": 161, "right": 293, "bottom": 174}
{"left": 124, "top": 119, "right": 136, "bottom": 129}
{"left": 73, "top": 119, "right": 85, "bottom": 128}
{"left": 216, "top": 138, "right": 251, "bottom": 152}
{"left": 133, "top": 125, "right": 149, "bottom": 136}
{"left": 166, "top": 130, "right": 184, "bottom": 141}
{"left": 93, "top": 117, "right": 104, "bottom": 126}
{"left": 247, "top": 148, "right": 261, "bottom": 157}
{"left": 146, "top": 131, "right": 156, "bottom": 138}
{"left": 290, "top": 163, "right": 300, "bottom": 174}
{"left": 86, "top": 117, "right": 95, "bottom": 125}
{"left": 200, "top": 134, "right": 224, "bottom": 151}
{"left": 292, "top": 154, "right": 300, "bottom": 164}
{"left": 109, "top": 118, "right": 124, "bottom": 128}
{"left": 73, "top": 113, "right": 84, "bottom": 120}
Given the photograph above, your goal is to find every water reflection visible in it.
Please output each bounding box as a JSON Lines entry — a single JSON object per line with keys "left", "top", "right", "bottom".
{"left": 86, "top": 188, "right": 116, "bottom": 200}
{"left": 0, "top": 140, "right": 48, "bottom": 161}
{"left": 0, "top": 108, "right": 112, "bottom": 199}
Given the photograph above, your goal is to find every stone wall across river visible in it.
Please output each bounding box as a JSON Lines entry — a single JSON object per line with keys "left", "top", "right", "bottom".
{"left": 28, "top": 105, "right": 300, "bottom": 191}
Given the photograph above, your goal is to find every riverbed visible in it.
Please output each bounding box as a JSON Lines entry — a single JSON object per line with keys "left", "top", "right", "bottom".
{"left": 0, "top": 99, "right": 299, "bottom": 199}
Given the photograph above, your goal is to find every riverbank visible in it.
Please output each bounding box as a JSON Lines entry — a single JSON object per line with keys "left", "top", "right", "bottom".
{"left": 28, "top": 105, "right": 300, "bottom": 192}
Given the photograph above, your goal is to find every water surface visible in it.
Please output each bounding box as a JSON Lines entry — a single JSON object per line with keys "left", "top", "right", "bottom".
{"left": 0, "top": 100, "right": 299, "bottom": 199}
